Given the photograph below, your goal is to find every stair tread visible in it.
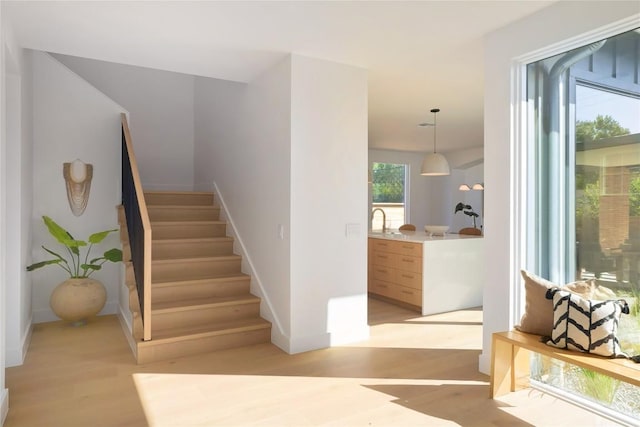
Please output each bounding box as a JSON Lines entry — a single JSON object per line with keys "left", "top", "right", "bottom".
{"left": 152, "top": 254, "right": 241, "bottom": 264}
{"left": 148, "top": 205, "right": 218, "bottom": 209}
{"left": 153, "top": 270, "right": 245, "bottom": 284}
{"left": 153, "top": 274, "right": 250, "bottom": 288}
{"left": 145, "top": 191, "right": 214, "bottom": 195}
{"left": 151, "top": 220, "right": 225, "bottom": 225}
{"left": 152, "top": 294, "right": 260, "bottom": 312}
{"left": 145, "top": 317, "right": 271, "bottom": 342}
{"left": 153, "top": 237, "right": 233, "bottom": 244}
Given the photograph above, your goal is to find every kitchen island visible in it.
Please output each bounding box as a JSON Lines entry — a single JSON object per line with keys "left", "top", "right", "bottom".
{"left": 368, "top": 231, "right": 484, "bottom": 315}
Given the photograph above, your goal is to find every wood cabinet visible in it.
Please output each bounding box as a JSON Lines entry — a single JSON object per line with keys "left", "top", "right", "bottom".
{"left": 368, "top": 238, "right": 423, "bottom": 310}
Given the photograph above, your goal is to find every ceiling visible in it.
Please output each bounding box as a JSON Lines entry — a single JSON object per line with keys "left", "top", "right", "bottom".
{"left": 4, "top": 1, "right": 555, "bottom": 154}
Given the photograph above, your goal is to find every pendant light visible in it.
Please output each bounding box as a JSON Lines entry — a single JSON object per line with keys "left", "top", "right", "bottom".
{"left": 419, "top": 108, "right": 450, "bottom": 176}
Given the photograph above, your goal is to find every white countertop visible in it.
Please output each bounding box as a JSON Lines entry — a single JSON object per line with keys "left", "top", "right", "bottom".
{"left": 368, "top": 230, "right": 482, "bottom": 243}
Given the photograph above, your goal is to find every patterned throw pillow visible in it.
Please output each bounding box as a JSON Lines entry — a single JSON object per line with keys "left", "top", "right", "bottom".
{"left": 545, "top": 288, "right": 629, "bottom": 358}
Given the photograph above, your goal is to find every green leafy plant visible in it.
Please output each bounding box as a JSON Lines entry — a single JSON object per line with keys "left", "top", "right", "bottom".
{"left": 371, "top": 162, "right": 406, "bottom": 203}
{"left": 575, "top": 114, "right": 629, "bottom": 144}
{"left": 576, "top": 181, "right": 601, "bottom": 219}
{"left": 629, "top": 282, "right": 640, "bottom": 318}
{"left": 574, "top": 367, "right": 620, "bottom": 404}
{"left": 455, "top": 202, "right": 479, "bottom": 228}
{"left": 26, "top": 216, "right": 122, "bottom": 278}
{"left": 630, "top": 175, "right": 640, "bottom": 217}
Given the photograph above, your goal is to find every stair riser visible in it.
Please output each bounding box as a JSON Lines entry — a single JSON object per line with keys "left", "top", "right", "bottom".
{"left": 133, "top": 312, "right": 143, "bottom": 341}
{"left": 145, "top": 192, "right": 214, "bottom": 206}
{"left": 152, "top": 278, "right": 250, "bottom": 303}
{"left": 153, "top": 302, "right": 260, "bottom": 332}
{"left": 152, "top": 258, "right": 241, "bottom": 282}
{"left": 148, "top": 206, "right": 220, "bottom": 222}
{"left": 137, "top": 327, "right": 271, "bottom": 364}
{"left": 152, "top": 240, "right": 234, "bottom": 260}
{"left": 152, "top": 223, "right": 226, "bottom": 239}
{"left": 122, "top": 242, "right": 132, "bottom": 263}
{"left": 125, "top": 262, "right": 135, "bottom": 288}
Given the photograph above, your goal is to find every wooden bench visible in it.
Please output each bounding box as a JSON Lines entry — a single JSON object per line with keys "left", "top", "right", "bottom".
{"left": 490, "top": 330, "right": 640, "bottom": 398}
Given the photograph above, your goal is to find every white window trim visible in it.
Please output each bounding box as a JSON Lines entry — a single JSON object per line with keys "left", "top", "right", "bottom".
{"left": 506, "top": 15, "right": 640, "bottom": 424}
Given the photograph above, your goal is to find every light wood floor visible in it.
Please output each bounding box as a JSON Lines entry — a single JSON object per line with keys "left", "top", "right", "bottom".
{"left": 5, "top": 298, "right": 620, "bottom": 427}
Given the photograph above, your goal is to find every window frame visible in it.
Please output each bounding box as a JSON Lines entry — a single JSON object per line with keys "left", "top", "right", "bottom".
{"left": 370, "top": 162, "right": 410, "bottom": 230}
{"left": 510, "top": 19, "right": 640, "bottom": 423}
{"left": 511, "top": 18, "right": 640, "bottom": 327}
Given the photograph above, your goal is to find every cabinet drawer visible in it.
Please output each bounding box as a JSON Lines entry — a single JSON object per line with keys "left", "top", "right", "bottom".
{"left": 372, "top": 239, "right": 393, "bottom": 253}
{"left": 395, "top": 254, "right": 422, "bottom": 273}
{"left": 390, "top": 284, "right": 422, "bottom": 306}
{"left": 394, "top": 270, "right": 422, "bottom": 289}
{"left": 372, "top": 266, "right": 393, "bottom": 282}
{"left": 370, "top": 279, "right": 394, "bottom": 299}
{"left": 372, "top": 251, "right": 394, "bottom": 268}
{"left": 393, "top": 241, "right": 422, "bottom": 257}
{"left": 372, "top": 239, "right": 422, "bottom": 257}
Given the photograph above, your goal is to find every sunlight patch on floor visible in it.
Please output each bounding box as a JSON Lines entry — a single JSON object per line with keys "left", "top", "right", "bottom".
{"left": 350, "top": 306, "right": 484, "bottom": 350}
{"left": 132, "top": 373, "right": 619, "bottom": 426}
{"left": 133, "top": 373, "right": 483, "bottom": 426}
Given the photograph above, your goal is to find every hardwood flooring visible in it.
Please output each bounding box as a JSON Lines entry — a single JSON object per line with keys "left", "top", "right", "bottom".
{"left": 5, "top": 299, "right": 619, "bottom": 426}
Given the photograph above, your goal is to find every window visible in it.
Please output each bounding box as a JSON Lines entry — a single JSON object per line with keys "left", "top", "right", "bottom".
{"left": 526, "top": 29, "right": 640, "bottom": 421}
{"left": 370, "top": 162, "right": 408, "bottom": 231}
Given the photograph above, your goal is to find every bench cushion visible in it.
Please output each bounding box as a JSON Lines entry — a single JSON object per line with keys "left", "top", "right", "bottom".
{"left": 546, "top": 288, "right": 629, "bottom": 357}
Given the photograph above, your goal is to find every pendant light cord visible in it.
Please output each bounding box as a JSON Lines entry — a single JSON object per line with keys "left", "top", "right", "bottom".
{"left": 431, "top": 108, "right": 440, "bottom": 154}
{"left": 433, "top": 111, "right": 437, "bottom": 153}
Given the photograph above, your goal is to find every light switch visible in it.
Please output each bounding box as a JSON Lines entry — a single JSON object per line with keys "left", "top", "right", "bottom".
{"left": 345, "top": 223, "right": 361, "bottom": 239}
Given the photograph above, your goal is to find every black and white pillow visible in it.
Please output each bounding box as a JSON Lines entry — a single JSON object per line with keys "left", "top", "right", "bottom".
{"left": 545, "top": 288, "right": 629, "bottom": 358}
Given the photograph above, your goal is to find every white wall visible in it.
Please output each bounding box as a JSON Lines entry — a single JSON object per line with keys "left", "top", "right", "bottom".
{"left": 0, "top": 3, "right": 9, "bottom": 421}
{"left": 194, "top": 58, "right": 293, "bottom": 349}
{"left": 53, "top": 54, "right": 195, "bottom": 191}
{"left": 289, "top": 55, "right": 369, "bottom": 351}
{"left": 481, "top": 1, "right": 640, "bottom": 374}
{"left": 31, "top": 52, "right": 124, "bottom": 323}
{"left": 1, "top": 11, "right": 34, "bottom": 421}
{"left": 4, "top": 44, "right": 33, "bottom": 368}
{"left": 195, "top": 54, "right": 369, "bottom": 353}
{"left": 193, "top": 77, "right": 246, "bottom": 191}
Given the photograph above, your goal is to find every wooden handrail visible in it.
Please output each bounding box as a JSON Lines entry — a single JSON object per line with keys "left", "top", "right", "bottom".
{"left": 121, "top": 113, "right": 152, "bottom": 341}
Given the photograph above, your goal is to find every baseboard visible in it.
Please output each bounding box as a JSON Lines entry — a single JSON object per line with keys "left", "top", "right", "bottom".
{"left": 5, "top": 321, "right": 33, "bottom": 367}
{"left": 117, "top": 306, "right": 137, "bottom": 361}
{"left": 1, "top": 388, "right": 8, "bottom": 426}
{"left": 213, "top": 182, "right": 285, "bottom": 337}
{"left": 289, "top": 332, "right": 331, "bottom": 354}
{"left": 478, "top": 351, "right": 490, "bottom": 375}
{"left": 269, "top": 327, "right": 290, "bottom": 354}
{"left": 32, "top": 301, "right": 119, "bottom": 324}
{"left": 329, "top": 324, "right": 370, "bottom": 347}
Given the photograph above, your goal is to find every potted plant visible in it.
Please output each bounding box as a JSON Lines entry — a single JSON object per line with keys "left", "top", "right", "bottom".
{"left": 455, "top": 202, "right": 479, "bottom": 228}
{"left": 27, "top": 216, "right": 122, "bottom": 324}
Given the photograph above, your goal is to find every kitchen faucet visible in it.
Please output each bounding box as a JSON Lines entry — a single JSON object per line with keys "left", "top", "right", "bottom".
{"left": 371, "top": 208, "right": 386, "bottom": 232}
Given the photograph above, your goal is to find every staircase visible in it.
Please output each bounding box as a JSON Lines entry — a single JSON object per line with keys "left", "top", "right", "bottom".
{"left": 119, "top": 190, "right": 271, "bottom": 364}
